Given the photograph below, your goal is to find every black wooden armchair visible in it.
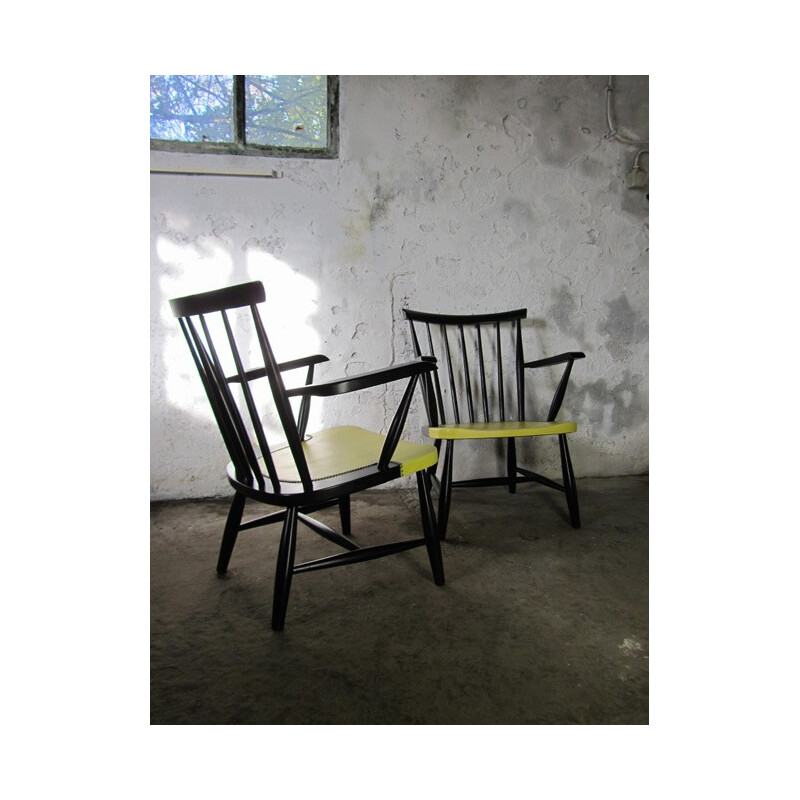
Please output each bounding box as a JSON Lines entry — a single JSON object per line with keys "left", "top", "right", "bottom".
{"left": 404, "top": 308, "right": 585, "bottom": 540}
{"left": 170, "top": 281, "right": 444, "bottom": 630}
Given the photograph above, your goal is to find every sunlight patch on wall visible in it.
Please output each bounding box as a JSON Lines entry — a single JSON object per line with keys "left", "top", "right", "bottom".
{"left": 248, "top": 250, "right": 323, "bottom": 435}
{"left": 158, "top": 239, "right": 235, "bottom": 423}
{"left": 157, "top": 239, "right": 323, "bottom": 439}
{"left": 247, "top": 250, "right": 319, "bottom": 365}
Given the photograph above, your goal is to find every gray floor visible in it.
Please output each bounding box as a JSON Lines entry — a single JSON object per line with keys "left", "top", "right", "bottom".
{"left": 150, "top": 476, "right": 648, "bottom": 724}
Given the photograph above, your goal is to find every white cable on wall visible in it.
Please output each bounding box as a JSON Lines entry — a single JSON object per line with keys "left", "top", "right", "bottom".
{"left": 605, "top": 76, "right": 648, "bottom": 191}
{"left": 605, "top": 76, "right": 648, "bottom": 147}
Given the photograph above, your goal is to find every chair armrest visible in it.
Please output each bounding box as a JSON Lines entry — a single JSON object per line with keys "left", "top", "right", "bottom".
{"left": 287, "top": 357, "right": 437, "bottom": 471}
{"left": 524, "top": 352, "right": 585, "bottom": 369}
{"left": 278, "top": 354, "right": 330, "bottom": 373}
{"left": 286, "top": 358, "right": 435, "bottom": 398}
{"left": 226, "top": 354, "right": 329, "bottom": 384}
{"left": 523, "top": 352, "right": 585, "bottom": 421}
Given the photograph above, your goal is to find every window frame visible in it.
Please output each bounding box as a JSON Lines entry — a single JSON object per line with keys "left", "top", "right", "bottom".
{"left": 150, "top": 75, "right": 339, "bottom": 160}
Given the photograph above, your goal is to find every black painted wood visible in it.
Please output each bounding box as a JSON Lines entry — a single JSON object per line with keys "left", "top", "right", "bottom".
{"left": 403, "top": 306, "right": 586, "bottom": 540}
{"left": 171, "top": 281, "right": 445, "bottom": 629}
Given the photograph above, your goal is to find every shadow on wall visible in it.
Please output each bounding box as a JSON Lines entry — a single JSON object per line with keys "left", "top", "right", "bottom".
{"left": 150, "top": 218, "right": 321, "bottom": 500}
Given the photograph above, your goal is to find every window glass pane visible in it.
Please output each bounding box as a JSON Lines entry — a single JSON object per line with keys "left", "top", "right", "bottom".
{"left": 150, "top": 75, "right": 234, "bottom": 143}
{"left": 245, "top": 76, "right": 328, "bottom": 149}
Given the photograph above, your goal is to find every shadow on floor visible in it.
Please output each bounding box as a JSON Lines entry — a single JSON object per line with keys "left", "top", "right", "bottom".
{"left": 151, "top": 476, "right": 648, "bottom": 724}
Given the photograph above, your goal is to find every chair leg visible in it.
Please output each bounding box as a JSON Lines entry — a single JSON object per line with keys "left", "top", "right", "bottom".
{"left": 271, "top": 506, "right": 299, "bottom": 631}
{"left": 417, "top": 472, "right": 445, "bottom": 585}
{"left": 339, "top": 494, "right": 351, "bottom": 539}
{"left": 507, "top": 438, "right": 518, "bottom": 494}
{"left": 217, "top": 492, "right": 246, "bottom": 574}
{"left": 437, "top": 439, "right": 454, "bottom": 541}
{"left": 558, "top": 434, "right": 581, "bottom": 528}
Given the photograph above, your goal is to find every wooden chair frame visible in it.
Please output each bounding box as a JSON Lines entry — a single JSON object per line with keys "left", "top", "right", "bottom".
{"left": 170, "top": 281, "right": 444, "bottom": 630}
{"left": 404, "top": 308, "right": 585, "bottom": 540}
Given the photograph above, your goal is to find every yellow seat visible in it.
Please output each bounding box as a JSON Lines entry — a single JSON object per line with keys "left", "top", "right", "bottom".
{"left": 404, "top": 307, "right": 585, "bottom": 539}
{"left": 269, "top": 426, "right": 438, "bottom": 483}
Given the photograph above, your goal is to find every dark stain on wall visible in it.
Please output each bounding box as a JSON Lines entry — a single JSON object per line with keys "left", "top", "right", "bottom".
{"left": 547, "top": 284, "right": 586, "bottom": 341}
{"left": 570, "top": 370, "right": 647, "bottom": 434}
{"left": 370, "top": 181, "right": 398, "bottom": 228}
{"left": 598, "top": 294, "right": 648, "bottom": 361}
{"left": 502, "top": 197, "right": 536, "bottom": 227}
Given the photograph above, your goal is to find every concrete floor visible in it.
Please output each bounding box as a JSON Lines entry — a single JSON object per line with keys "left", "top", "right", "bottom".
{"left": 150, "top": 476, "right": 648, "bottom": 724}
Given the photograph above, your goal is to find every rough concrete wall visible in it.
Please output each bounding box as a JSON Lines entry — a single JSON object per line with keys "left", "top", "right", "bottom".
{"left": 151, "top": 75, "right": 648, "bottom": 500}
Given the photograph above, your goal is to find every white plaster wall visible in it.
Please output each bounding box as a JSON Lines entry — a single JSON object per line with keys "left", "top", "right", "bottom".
{"left": 150, "top": 75, "right": 648, "bottom": 500}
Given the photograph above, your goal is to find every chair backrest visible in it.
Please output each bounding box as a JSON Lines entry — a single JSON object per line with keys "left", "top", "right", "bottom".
{"left": 403, "top": 308, "right": 529, "bottom": 427}
{"left": 170, "top": 281, "right": 314, "bottom": 494}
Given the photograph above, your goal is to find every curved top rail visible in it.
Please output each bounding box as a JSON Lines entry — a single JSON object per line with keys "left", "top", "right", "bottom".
{"left": 403, "top": 308, "right": 527, "bottom": 325}
{"left": 170, "top": 281, "right": 266, "bottom": 318}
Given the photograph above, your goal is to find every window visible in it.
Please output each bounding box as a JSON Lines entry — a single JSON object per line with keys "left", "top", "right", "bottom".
{"left": 150, "top": 75, "right": 338, "bottom": 158}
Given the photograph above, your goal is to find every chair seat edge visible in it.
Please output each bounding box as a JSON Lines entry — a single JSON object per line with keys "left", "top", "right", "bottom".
{"left": 428, "top": 420, "right": 577, "bottom": 439}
